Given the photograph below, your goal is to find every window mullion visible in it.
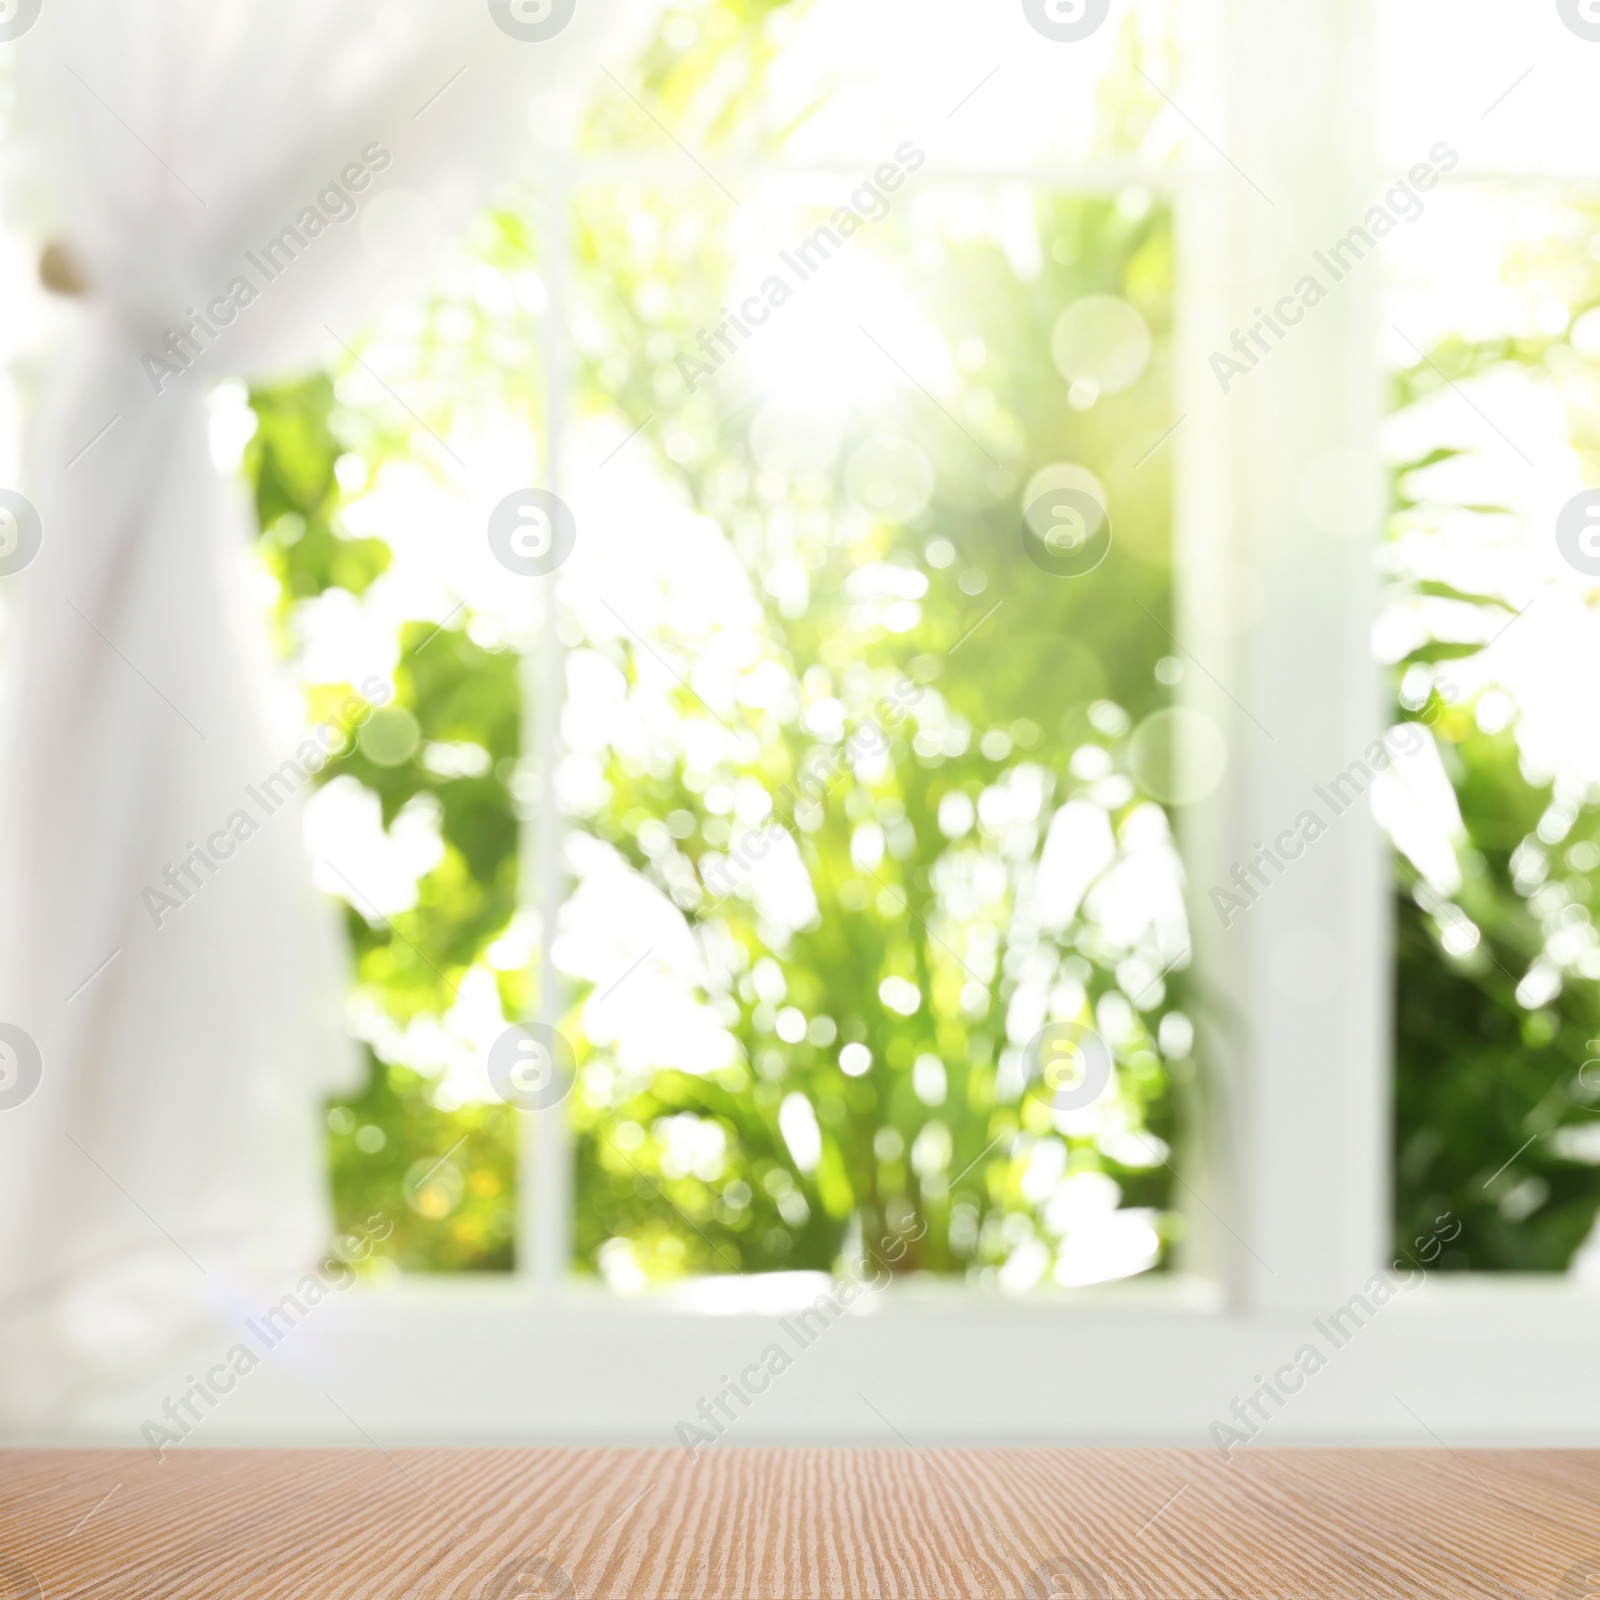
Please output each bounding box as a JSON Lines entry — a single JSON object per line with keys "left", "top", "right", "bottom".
{"left": 1176, "top": 0, "right": 1389, "bottom": 1309}
{"left": 520, "top": 163, "right": 575, "bottom": 1290}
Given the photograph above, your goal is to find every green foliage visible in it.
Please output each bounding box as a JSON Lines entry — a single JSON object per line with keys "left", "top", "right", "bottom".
{"left": 588, "top": 1, "right": 826, "bottom": 157}
{"left": 1387, "top": 199, "right": 1600, "bottom": 1268}
{"left": 1393, "top": 730, "right": 1600, "bottom": 1269}
{"left": 326, "top": 1079, "right": 517, "bottom": 1273}
{"left": 247, "top": 376, "right": 390, "bottom": 626}
{"left": 245, "top": 373, "right": 523, "bottom": 1274}
{"left": 560, "top": 180, "right": 1186, "bottom": 1284}
{"left": 240, "top": 24, "right": 1600, "bottom": 1285}
{"left": 239, "top": 2, "right": 1199, "bottom": 1287}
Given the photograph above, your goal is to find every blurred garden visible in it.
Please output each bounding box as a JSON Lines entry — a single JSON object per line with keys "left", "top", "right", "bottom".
{"left": 241, "top": 0, "right": 1192, "bottom": 1285}
{"left": 235, "top": 0, "right": 1600, "bottom": 1284}
{"left": 1384, "top": 184, "right": 1600, "bottom": 1271}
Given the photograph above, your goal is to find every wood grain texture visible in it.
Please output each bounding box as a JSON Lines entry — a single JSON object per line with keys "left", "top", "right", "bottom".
{"left": 1, "top": 1449, "right": 1596, "bottom": 1598}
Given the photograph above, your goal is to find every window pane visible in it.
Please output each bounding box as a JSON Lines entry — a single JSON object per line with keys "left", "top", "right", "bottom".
{"left": 239, "top": 0, "right": 1194, "bottom": 1283}
{"left": 1382, "top": 182, "right": 1600, "bottom": 1272}
{"left": 553, "top": 172, "right": 1187, "bottom": 1288}
{"left": 244, "top": 207, "right": 553, "bottom": 1274}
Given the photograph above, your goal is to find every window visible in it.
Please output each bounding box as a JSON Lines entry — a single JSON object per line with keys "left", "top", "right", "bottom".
{"left": 13, "top": 0, "right": 1596, "bottom": 1447}
{"left": 265, "top": 0, "right": 1194, "bottom": 1296}
{"left": 1378, "top": 7, "right": 1600, "bottom": 1273}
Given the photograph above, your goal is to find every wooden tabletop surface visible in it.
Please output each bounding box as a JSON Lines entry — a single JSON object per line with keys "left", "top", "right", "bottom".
{"left": 0, "top": 1448, "right": 1596, "bottom": 1598}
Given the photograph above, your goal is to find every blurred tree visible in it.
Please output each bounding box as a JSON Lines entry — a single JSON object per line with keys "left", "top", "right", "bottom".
{"left": 242, "top": 1, "right": 1197, "bottom": 1286}
{"left": 1385, "top": 201, "right": 1600, "bottom": 1269}
{"left": 561, "top": 180, "right": 1186, "bottom": 1285}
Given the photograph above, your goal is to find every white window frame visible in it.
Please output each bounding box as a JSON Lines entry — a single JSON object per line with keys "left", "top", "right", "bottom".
{"left": 77, "top": 0, "right": 1600, "bottom": 1451}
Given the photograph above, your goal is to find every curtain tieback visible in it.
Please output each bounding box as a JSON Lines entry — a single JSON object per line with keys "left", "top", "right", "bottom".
{"left": 39, "top": 240, "right": 87, "bottom": 296}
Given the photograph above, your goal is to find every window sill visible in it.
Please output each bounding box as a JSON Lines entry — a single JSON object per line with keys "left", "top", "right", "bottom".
{"left": 43, "top": 1272, "right": 1600, "bottom": 1450}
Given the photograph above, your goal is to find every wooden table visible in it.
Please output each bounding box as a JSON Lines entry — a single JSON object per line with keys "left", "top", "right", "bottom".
{"left": 1, "top": 1449, "right": 1596, "bottom": 1598}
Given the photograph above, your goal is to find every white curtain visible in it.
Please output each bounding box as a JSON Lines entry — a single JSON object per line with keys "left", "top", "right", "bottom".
{"left": 0, "top": 0, "right": 643, "bottom": 1427}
